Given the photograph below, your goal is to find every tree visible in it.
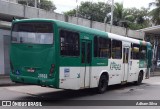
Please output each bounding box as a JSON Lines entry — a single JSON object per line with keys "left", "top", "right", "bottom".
{"left": 64, "top": 2, "right": 111, "bottom": 22}
{"left": 18, "top": 0, "right": 56, "bottom": 12}
{"left": 111, "top": 2, "right": 134, "bottom": 27}
{"left": 113, "top": 5, "right": 149, "bottom": 29}
{"left": 65, "top": 1, "right": 149, "bottom": 30}
{"left": 39, "top": 0, "right": 56, "bottom": 11}
{"left": 125, "top": 7, "right": 150, "bottom": 30}
{"left": 149, "top": 0, "right": 160, "bottom": 25}
{"left": 113, "top": 3, "right": 124, "bottom": 23}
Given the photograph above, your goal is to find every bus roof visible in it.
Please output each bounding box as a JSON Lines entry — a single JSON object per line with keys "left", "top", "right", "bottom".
{"left": 108, "top": 33, "right": 151, "bottom": 47}
{"left": 13, "top": 18, "right": 151, "bottom": 47}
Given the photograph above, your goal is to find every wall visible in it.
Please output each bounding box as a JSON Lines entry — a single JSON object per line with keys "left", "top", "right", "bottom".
{"left": 0, "top": 29, "right": 10, "bottom": 75}
{"left": 0, "top": 0, "right": 144, "bottom": 39}
{"left": 4, "top": 35, "right": 10, "bottom": 75}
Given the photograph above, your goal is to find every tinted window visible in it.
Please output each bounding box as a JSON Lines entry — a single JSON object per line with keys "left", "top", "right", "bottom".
{"left": 12, "top": 22, "right": 53, "bottom": 44}
{"left": 112, "top": 40, "right": 122, "bottom": 59}
{"left": 94, "top": 36, "right": 111, "bottom": 58}
{"left": 60, "top": 30, "right": 79, "bottom": 56}
{"left": 140, "top": 45, "right": 147, "bottom": 60}
{"left": 131, "top": 44, "right": 140, "bottom": 59}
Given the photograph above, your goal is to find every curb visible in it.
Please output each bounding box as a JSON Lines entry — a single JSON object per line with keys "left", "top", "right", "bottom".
{"left": 0, "top": 75, "right": 10, "bottom": 79}
{"left": 0, "top": 76, "right": 24, "bottom": 87}
{"left": 0, "top": 82, "right": 26, "bottom": 87}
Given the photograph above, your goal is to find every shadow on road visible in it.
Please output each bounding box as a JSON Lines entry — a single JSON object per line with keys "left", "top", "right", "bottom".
{"left": 17, "top": 82, "right": 148, "bottom": 101}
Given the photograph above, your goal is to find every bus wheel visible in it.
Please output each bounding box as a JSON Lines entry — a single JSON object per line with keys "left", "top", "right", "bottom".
{"left": 97, "top": 75, "right": 108, "bottom": 94}
{"left": 135, "top": 72, "right": 143, "bottom": 85}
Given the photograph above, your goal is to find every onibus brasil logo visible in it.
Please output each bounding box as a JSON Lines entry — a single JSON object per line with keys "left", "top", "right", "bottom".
{"left": 1, "top": 101, "right": 42, "bottom": 107}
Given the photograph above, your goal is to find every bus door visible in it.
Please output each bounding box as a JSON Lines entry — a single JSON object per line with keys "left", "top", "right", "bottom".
{"left": 81, "top": 40, "right": 92, "bottom": 88}
{"left": 123, "top": 47, "right": 130, "bottom": 81}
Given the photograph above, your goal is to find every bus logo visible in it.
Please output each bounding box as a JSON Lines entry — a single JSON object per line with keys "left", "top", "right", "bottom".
{"left": 110, "top": 62, "right": 121, "bottom": 70}
{"left": 27, "top": 68, "right": 35, "bottom": 73}
{"left": 2, "top": 101, "right": 11, "bottom": 106}
{"left": 16, "top": 70, "right": 20, "bottom": 75}
{"left": 64, "top": 68, "right": 70, "bottom": 77}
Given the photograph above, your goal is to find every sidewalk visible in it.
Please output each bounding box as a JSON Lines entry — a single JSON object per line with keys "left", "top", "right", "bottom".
{"left": 150, "top": 71, "right": 160, "bottom": 76}
{"left": 0, "top": 75, "right": 21, "bottom": 86}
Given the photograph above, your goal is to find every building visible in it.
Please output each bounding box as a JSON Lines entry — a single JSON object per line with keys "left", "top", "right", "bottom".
{"left": 139, "top": 26, "right": 160, "bottom": 71}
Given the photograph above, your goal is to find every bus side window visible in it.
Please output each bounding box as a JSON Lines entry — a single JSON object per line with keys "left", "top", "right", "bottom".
{"left": 94, "top": 36, "right": 111, "bottom": 58}
{"left": 131, "top": 44, "right": 140, "bottom": 60}
{"left": 139, "top": 45, "right": 147, "bottom": 60}
{"left": 112, "top": 40, "right": 122, "bottom": 59}
{"left": 60, "top": 29, "right": 80, "bottom": 56}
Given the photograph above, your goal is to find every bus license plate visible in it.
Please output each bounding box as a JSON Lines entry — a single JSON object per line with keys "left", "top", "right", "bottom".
{"left": 27, "top": 68, "right": 35, "bottom": 73}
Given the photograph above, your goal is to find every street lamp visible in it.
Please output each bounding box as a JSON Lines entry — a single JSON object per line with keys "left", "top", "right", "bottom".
{"left": 111, "top": 0, "right": 114, "bottom": 26}
{"left": 105, "top": 0, "right": 114, "bottom": 32}
{"left": 76, "top": 0, "right": 78, "bottom": 17}
{"left": 109, "top": 0, "right": 114, "bottom": 32}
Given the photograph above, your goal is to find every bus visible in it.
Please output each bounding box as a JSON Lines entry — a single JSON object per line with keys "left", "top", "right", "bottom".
{"left": 10, "top": 18, "right": 152, "bottom": 93}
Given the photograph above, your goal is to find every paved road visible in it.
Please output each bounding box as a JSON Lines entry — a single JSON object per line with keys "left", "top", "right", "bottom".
{"left": 1, "top": 77, "right": 160, "bottom": 109}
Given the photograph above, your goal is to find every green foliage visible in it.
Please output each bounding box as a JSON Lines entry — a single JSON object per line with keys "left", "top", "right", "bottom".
{"left": 39, "top": 0, "right": 56, "bottom": 11}
{"left": 65, "top": 1, "right": 150, "bottom": 30}
{"left": 64, "top": 9, "right": 77, "bottom": 16}
{"left": 113, "top": 3, "right": 149, "bottom": 29}
{"left": 149, "top": 0, "right": 160, "bottom": 25}
{"left": 18, "top": 0, "right": 56, "bottom": 12}
{"left": 64, "top": 2, "right": 111, "bottom": 22}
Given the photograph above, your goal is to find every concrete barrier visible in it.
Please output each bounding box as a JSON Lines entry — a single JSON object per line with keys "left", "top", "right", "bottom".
{"left": 78, "top": 18, "right": 91, "bottom": 28}
{"left": 0, "top": 29, "right": 10, "bottom": 75}
{"left": 92, "top": 21, "right": 105, "bottom": 31}
{"left": 0, "top": 0, "right": 144, "bottom": 39}
{"left": 111, "top": 25, "right": 127, "bottom": 36}
{"left": 0, "top": 1, "right": 24, "bottom": 17}
{"left": 127, "top": 29, "right": 144, "bottom": 39}
{"left": 68, "top": 16, "right": 78, "bottom": 25}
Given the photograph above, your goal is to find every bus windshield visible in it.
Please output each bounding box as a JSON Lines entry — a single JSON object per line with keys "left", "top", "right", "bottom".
{"left": 11, "top": 22, "right": 53, "bottom": 44}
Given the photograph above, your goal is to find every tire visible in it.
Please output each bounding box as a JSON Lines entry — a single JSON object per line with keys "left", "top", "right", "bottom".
{"left": 135, "top": 72, "right": 143, "bottom": 85}
{"left": 97, "top": 75, "right": 108, "bottom": 94}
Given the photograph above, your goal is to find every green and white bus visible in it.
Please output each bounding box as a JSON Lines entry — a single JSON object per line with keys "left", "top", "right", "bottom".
{"left": 10, "top": 18, "right": 152, "bottom": 93}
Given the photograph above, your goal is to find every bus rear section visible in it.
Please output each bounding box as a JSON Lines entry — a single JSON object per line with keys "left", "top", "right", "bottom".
{"left": 10, "top": 21, "right": 58, "bottom": 88}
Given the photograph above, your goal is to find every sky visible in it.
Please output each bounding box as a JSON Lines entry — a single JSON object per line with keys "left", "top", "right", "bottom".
{"left": 51, "top": 0, "right": 154, "bottom": 14}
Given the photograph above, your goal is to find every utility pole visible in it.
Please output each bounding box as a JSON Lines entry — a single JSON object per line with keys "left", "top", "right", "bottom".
{"left": 110, "top": 0, "right": 114, "bottom": 32}
{"left": 35, "top": 0, "right": 37, "bottom": 8}
{"left": 34, "top": 0, "right": 40, "bottom": 8}
{"left": 76, "top": 0, "right": 78, "bottom": 17}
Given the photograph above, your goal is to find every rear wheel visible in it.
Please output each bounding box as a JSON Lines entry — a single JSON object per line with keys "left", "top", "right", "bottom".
{"left": 135, "top": 72, "right": 143, "bottom": 85}
{"left": 97, "top": 75, "right": 108, "bottom": 94}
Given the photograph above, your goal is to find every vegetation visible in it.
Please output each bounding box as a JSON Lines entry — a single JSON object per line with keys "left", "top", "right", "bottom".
{"left": 18, "top": 0, "right": 160, "bottom": 30}
{"left": 64, "top": 1, "right": 151, "bottom": 30}
{"left": 149, "top": 0, "right": 160, "bottom": 25}
{"left": 64, "top": 2, "right": 111, "bottom": 22}
{"left": 18, "top": 0, "right": 56, "bottom": 12}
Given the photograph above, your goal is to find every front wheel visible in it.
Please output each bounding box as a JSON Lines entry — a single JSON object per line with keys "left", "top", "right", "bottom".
{"left": 97, "top": 75, "right": 108, "bottom": 94}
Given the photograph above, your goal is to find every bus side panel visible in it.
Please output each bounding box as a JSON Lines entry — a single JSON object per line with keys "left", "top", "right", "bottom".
{"left": 90, "top": 66, "right": 108, "bottom": 88}
{"left": 59, "top": 67, "right": 81, "bottom": 90}
{"left": 127, "top": 60, "right": 139, "bottom": 82}
{"left": 108, "top": 59, "right": 123, "bottom": 85}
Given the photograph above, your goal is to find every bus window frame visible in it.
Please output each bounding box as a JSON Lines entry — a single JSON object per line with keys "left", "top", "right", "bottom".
{"left": 94, "top": 36, "right": 111, "bottom": 59}
{"left": 111, "top": 39, "right": 122, "bottom": 59}
{"left": 59, "top": 28, "right": 80, "bottom": 57}
{"left": 11, "top": 21, "right": 54, "bottom": 45}
{"left": 131, "top": 43, "right": 140, "bottom": 60}
{"left": 139, "top": 45, "right": 147, "bottom": 60}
